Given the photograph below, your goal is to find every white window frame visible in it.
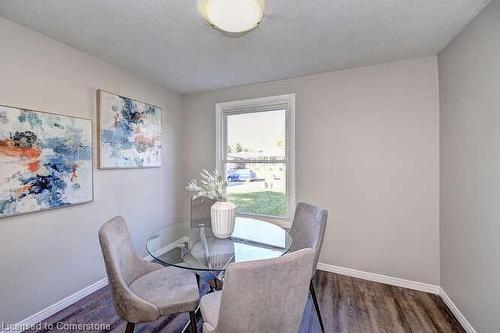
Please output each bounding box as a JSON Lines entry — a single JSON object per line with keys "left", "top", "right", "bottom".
{"left": 215, "top": 94, "right": 295, "bottom": 227}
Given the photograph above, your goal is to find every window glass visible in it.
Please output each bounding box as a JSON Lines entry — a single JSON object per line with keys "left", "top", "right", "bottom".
{"left": 225, "top": 162, "right": 286, "bottom": 217}
{"left": 226, "top": 110, "right": 286, "bottom": 161}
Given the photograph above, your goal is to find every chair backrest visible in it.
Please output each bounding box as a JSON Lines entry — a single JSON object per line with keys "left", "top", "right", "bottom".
{"left": 98, "top": 216, "right": 158, "bottom": 322}
{"left": 289, "top": 202, "right": 328, "bottom": 277}
{"left": 191, "top": 197, "right": 216, "bottom": 228}
{"left": 214, "top": 248, "right": 315, "bottom": 333}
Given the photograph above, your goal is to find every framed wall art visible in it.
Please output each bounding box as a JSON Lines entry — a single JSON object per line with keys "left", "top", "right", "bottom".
{"left": 0, "top": 105, "right": 93, "bottom": 218}
{"left": 97, "top": 90, "right": 162, "bottom": 169}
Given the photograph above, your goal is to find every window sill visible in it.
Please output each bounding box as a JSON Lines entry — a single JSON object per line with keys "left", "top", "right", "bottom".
{"left": 236, "top": 212, "right": 292, "bottom": 229}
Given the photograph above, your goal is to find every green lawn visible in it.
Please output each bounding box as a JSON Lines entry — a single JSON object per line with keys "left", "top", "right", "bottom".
{"left": 228, "top": 191, "right": 286, "bottom": 217}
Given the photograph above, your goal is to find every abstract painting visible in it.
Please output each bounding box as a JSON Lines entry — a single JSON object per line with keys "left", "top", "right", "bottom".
{"left": 97, "top": 90, "right": 162, "bottom": 169}
{"left": 0, "top": 105, "right": 93, "bottom": 218}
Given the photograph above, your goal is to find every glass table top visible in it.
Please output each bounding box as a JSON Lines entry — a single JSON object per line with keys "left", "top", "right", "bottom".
{"left": 146, "top": 217, "right": 292, "bottom": 272}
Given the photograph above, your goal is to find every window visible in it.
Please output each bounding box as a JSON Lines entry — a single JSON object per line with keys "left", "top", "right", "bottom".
{"left": 216, "top": 94, "right": 295, "bottom": 226}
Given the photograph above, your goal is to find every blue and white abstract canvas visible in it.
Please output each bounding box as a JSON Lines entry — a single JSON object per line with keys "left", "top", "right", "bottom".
{"left": 98, "top": 90, "right": 162, "bottom": 169}
{"left": 0, "top": 106, "right": 93, "bottom": 218}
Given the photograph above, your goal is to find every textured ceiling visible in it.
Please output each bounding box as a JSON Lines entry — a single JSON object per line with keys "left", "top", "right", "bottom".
{"left": 0, "top": 0, "right": 491, "bottom": 93}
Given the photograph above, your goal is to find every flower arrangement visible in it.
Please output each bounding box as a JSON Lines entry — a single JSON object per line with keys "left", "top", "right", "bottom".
{"left": 186, "top": 169, "right": 228, "bottom": 202}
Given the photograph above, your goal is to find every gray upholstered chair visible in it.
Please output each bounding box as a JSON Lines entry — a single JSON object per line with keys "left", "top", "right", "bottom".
{"left": 191, "top": 197, "right": 216, "bottom": 229}
{"left": 98, "top": 216, "right": 200, "bottom": 333}
{"left": 199, "top": 248, "right": 315, "bottom": 333}
{"left": 289, "top": 202, "right": 328, "bottom": 332}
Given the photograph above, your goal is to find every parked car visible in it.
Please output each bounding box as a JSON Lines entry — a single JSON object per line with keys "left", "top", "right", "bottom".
{"left": 227, "top": 169, "right": 257, "bottom": 182}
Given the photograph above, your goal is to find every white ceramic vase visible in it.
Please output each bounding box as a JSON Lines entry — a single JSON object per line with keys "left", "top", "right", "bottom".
{"left": 210, "top": 201, "right": 236, "bottom": 239}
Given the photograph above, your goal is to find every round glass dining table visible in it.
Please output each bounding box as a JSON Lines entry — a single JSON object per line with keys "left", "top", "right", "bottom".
{"left": 146, "top": 217, "right": 292, "bottom": 274}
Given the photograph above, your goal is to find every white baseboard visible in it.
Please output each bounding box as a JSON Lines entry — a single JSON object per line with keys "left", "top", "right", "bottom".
{"left": 317, "top": 263, "right": 441, "bottom": 294}
{"left": 439, "top": 288, "right": 476, "bottom": 333}
{"left": 2, "top": 237, "right": 189, "bottom": 333}
{"left": 317, "top": 263, "right": 478, "bottom": 332}
{"left": 2, "top": 278, "right": 108, "bottom": 333}
{"left": 5, "top": 244, "right": 474, "bottom": 333}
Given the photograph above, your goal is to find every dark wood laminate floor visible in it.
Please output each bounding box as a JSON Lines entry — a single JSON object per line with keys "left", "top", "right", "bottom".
{"left": 25, "top": 271, "right": 464, "bottom": 333}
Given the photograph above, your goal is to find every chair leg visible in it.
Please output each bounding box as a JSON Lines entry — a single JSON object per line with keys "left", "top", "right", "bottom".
{"left": 189, "top": 311, "right": 197, "bottom": 333}
{"left": 125, "top": 322, "right": 135, "bottom": 333}
{"left": 310, "top": 281, "right": 325, "bottom": 332}
{"left": 196, "top": 273, "right": 201, "bottom": 287}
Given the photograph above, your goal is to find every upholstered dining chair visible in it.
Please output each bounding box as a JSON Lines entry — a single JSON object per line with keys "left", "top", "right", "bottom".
{"left": 199, "top": 248, "right": 315, "bottom": 333}
{"left": 191, "top": 197, "right": 216, "bottom": 229}
{"left": 289, "top": 202, "right": 328, "bottom": 332}
{"left": 98, "top": 216, "right": 200, "bottom": 333}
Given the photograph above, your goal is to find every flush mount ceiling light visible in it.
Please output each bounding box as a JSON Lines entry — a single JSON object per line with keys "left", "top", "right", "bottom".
{"left": 202, "top": 0, "right": 265, "bottom": 37}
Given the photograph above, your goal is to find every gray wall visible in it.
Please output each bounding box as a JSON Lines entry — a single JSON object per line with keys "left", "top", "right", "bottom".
{"left": 182, "top": 57, "right": 441, "bottom": 285}
{"left": 438, "top": 1, "right": 500, "bottom": 331}
{"left": 0, "top": 18, "right": 185, "bottom": 323}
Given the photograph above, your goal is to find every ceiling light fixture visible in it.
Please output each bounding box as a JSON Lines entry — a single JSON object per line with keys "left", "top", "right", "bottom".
{"left": 202, "top": 0, "right": 265, "bottom": 37}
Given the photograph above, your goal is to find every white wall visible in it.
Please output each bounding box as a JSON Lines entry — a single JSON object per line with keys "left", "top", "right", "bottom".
{"left": 0, "top": 18, "right": 185, "bottom": 323}
{"left": 439, "top": 0, "right": 500, "bottom": 331}
{"left": 182, "top": 57, "right": 441, "bottom": 285}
